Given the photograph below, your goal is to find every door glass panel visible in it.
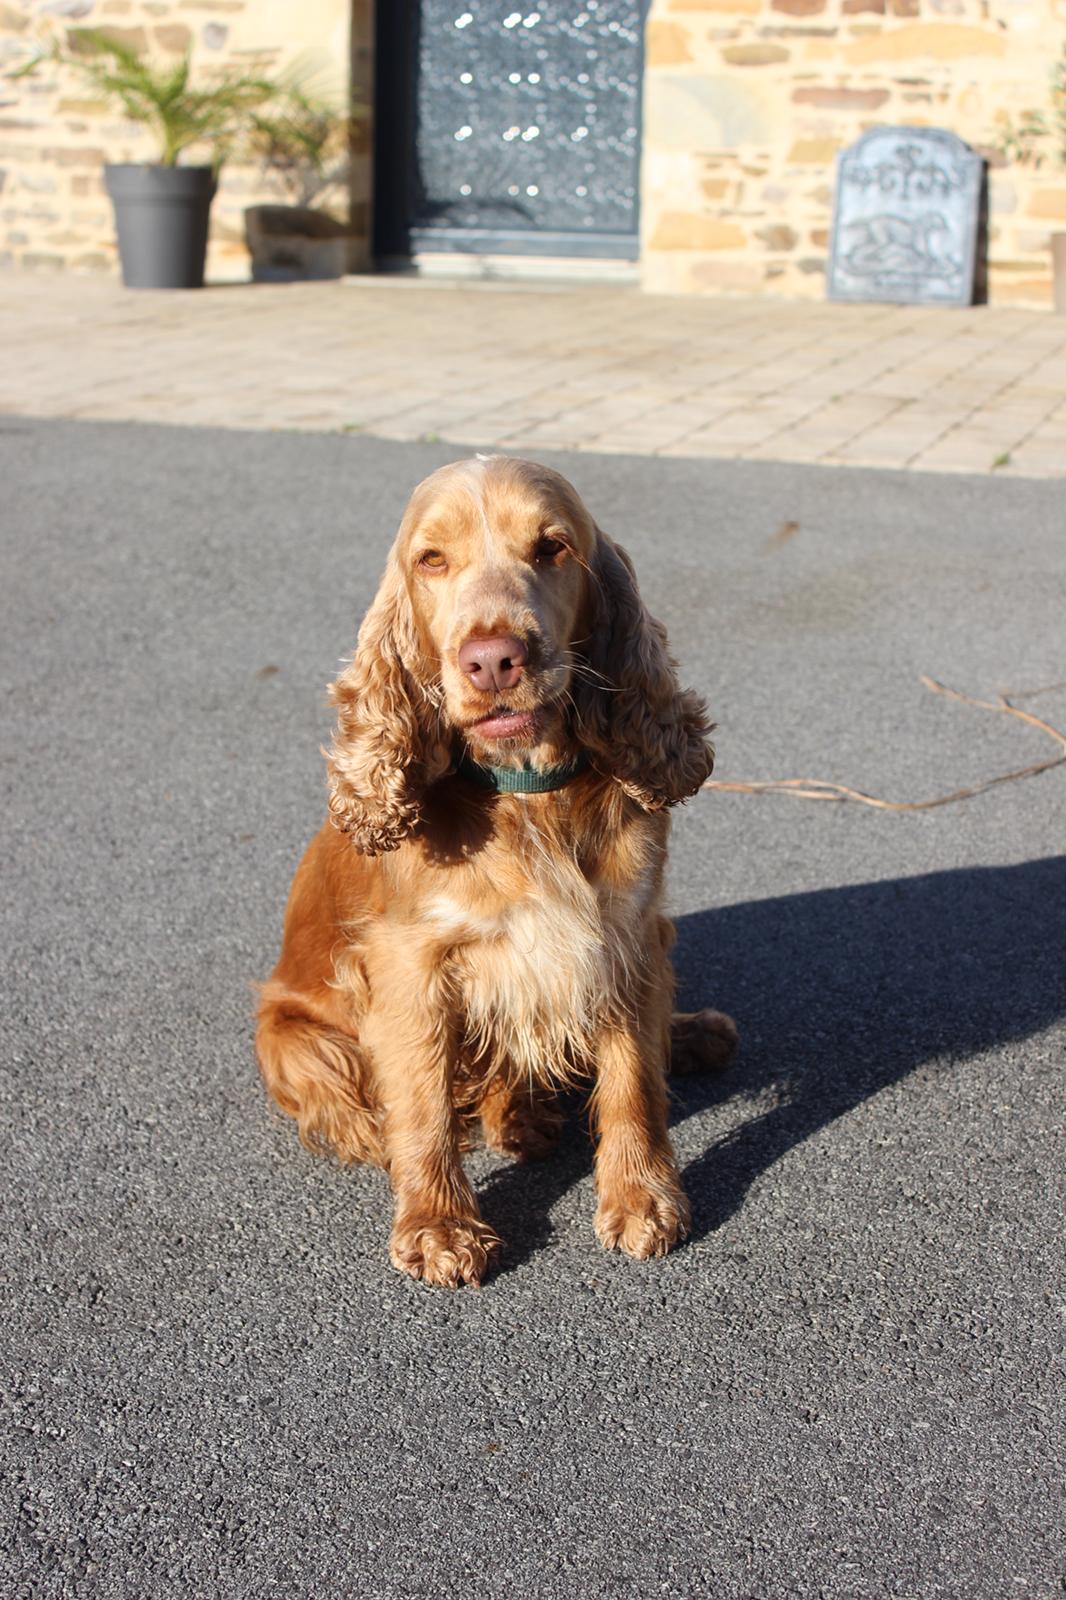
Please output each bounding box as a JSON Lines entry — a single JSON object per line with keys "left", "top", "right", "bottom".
{"left": 410, "top": 2, "right": 643, "bottom": 243}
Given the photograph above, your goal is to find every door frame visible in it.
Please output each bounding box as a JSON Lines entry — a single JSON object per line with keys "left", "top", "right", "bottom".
{"left": 372, "top": 1, "right": 645, "bottom": 263}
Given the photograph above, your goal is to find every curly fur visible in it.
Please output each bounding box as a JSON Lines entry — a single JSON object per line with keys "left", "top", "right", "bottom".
{"left": 574, "top": 532, "right": 716, "bottom": 810}
{"left": 326, "top": 560, "right": 451, "bottom": 855}
{"left": 256, "top": 456, "right": 735, "bottom": 1287}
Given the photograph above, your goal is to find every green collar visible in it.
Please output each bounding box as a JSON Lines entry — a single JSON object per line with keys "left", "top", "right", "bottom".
{"left": 456, "top": 749, "right": 590, "bottom": 794}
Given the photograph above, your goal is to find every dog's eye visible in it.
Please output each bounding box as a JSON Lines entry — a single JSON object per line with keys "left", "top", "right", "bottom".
{"left": 418, "top": 550, "right": 447, "bottom": 572}
{"left": 533, "top": 534, "right": 567, "bottom": 566}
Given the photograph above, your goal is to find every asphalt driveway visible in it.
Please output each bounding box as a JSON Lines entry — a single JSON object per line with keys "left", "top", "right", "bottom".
{"left": 2, "top": 419, "right": 1063, "bottom": 1598}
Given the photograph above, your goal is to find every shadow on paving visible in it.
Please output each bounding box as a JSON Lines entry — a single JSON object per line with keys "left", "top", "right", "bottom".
{"left": 479, "top": 855, "right": 1066, "bottom": 1269}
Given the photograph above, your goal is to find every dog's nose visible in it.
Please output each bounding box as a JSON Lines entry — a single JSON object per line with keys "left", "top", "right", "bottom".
{"left": 457, "top": 634, "right": 528, "bottom": 693}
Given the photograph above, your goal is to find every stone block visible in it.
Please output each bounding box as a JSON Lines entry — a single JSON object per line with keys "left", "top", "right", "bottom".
{"left": 11, "top": 205, "right": 61, "bottom": 224}
{"left": 989, "top": 180, "right": 1017, "bottom": 215}
{"left": 41, "top": 0, "right": 95, "bottom": 15}
{"left": 41, "top": 147, "right": 106, "bottom": 166}
{"left": 788, "top": 137, "right": 840, "bottom": 162}
{"left": 154, "top": 24, "right": 192, "bottom": 50}
{"left": 792, "top": 87, "right": 890, "bottom": 109}
{"left": 802, "top": 39, "right": 838, "bottom": 58}
{"left": 772, "top": 0, "right": 825, "bottom": 12}
{"left": 1027, "top": 190, "right": 1066, "bottom": 222}
{"left": 645, "top": 72, "right": 776, "bottom": 148}
{"left": 648, "top": 20, "right": 694, "bottom": 64}
{"left": 721, "top": 43, "right": 791, "bottom": 64}
{"left": 844, "top": 23, "right": 1006, "bottom": 63}
{"left": 69, "top": 24, "right": 147, "bottom": 53}
{"left": 689, "top": 256, "right": 764, "bottom": 290}
{"left": 756, "top": 223, "right": 798, "bottom": 248}
{"left": 649, "top": 211, "right": 749, "bottom": 249}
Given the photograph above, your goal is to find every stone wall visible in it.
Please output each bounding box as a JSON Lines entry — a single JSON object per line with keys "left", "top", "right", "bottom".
{"left": 4, "top": 0, "right": 1065, "bottom": 303}
{"left": 642, "top": 0, "right": 1066, "bottom": 304}
{"left": 0, "top": 0, "right": 365, "bottom": 279}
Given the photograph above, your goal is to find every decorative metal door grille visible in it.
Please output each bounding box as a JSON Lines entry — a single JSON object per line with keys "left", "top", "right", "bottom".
{"left": 376, "top": 2, "right": 645, "bottom": 259}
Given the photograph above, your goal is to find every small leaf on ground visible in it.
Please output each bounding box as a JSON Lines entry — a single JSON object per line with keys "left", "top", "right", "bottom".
{"left": 765, "top": 519, "right": 800, "bottom": 551}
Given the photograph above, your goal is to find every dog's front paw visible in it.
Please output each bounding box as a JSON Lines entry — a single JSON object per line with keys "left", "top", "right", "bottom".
{"left": 669, "top": 1009, "right": 739, "bottom": 1075}
{"left": 390, "top": 1216, "right": 502, "bottom": 1288}
{"left": 594, "top": 1181, "right": 691, "bottom": 1261}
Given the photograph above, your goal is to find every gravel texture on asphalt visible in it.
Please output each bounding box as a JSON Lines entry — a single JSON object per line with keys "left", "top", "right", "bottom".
{"left": 2, "top": 418, "right": 1063, "bottom": 1599}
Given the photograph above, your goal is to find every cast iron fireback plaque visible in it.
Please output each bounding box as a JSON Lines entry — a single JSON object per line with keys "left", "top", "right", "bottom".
{"left": 827, "top": 127, "right": 983, "bottom": 307}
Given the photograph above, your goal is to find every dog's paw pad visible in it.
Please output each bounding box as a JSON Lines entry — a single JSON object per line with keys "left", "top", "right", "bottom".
{"left": 594, "top": 1187, "right": 690, "bottom": 1260}
{"left": 390, "top": 1217, "right": 502, "bottom": 1288}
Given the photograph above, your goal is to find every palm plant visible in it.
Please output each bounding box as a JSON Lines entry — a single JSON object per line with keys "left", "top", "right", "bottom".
{"left": 997, "top": 47, "right": 1066, "bottom": 169}
{"left": 9, "top": 27, "right": 285, "bottom": 286}
{"left": 16, "top": 28, "right": 275, "bottom": 166}
{"left": 244, "top": 85, "right": 353, "bottom": 210}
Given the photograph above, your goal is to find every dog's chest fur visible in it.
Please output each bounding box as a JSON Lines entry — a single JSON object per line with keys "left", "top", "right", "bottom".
{"left": 428, "top": 800, "right": 659, "bottom": 1086}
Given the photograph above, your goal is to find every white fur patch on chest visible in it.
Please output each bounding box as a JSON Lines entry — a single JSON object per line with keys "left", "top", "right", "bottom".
{"left": 428, "top": 846, "right": 647, "bottom": 1088}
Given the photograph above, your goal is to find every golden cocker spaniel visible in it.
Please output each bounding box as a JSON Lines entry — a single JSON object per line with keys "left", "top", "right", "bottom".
{"left": 256, "top": 456, "right": 737, "bottom": 1287}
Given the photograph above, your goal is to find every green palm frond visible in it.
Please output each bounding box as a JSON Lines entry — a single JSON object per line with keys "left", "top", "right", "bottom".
{"left": 244, "top": 81, "right": 359, "bottom": 206}
{"left": 995, "top": 46, "right": 1066, "bottom": 168}
{"left": 9, "top": 26, "right": 277, "bottom": 166}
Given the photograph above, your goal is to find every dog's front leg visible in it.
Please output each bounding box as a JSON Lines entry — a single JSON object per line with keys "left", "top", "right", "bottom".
{"left": 363, "top": 984, "right": 501, "bottom": 1288}
{"left": 591, "top": 999, "right": 690, "bottom": 1261}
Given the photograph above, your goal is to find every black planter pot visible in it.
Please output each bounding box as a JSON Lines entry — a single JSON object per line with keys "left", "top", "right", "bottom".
{"left": 104, "top": 163, "right": 217, "bottom": 289}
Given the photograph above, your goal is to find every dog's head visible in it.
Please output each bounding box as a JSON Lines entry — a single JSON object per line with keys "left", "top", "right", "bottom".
{"left": 326, "top": 456, "right": 714, "bottom": 854}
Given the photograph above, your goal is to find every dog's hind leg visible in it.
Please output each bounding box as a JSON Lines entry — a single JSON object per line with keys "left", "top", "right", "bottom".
{"left": 256, "top": 982, "right": 384, "bottom": 1164}
{"left": 478, "top": 1074, "right": 563, "bottom": 1162}
{"left": 669, "top": 1009, "right": 739, "bottom": 1075}
{"left": 651, "top": 913, "right": 739, "bottom": 1076}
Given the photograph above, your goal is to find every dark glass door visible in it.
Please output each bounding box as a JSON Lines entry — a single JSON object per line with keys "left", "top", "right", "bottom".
{"left": 375, "top": 2, "right": 645, "bottom": 260}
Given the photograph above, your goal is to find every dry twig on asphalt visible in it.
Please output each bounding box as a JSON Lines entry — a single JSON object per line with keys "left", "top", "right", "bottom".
{"left": 703, "top": 677, "right": 1066, "bottom": 812}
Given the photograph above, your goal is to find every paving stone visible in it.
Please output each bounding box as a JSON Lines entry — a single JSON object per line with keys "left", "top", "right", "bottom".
{"left": 2, "top": 269, "right": 1065, "bottom": 476}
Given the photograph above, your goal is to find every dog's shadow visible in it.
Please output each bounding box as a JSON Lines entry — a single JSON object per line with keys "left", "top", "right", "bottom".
{"left": 478, "top": 856, "right": 1066, "bottom": 1269}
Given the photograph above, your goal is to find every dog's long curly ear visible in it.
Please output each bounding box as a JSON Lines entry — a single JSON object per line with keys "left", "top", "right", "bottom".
{"left": 575, "top": 530, "right": 715, "bottom": 811}
{"left": 326, "top": 562, "right": 450, "bottom": 855}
